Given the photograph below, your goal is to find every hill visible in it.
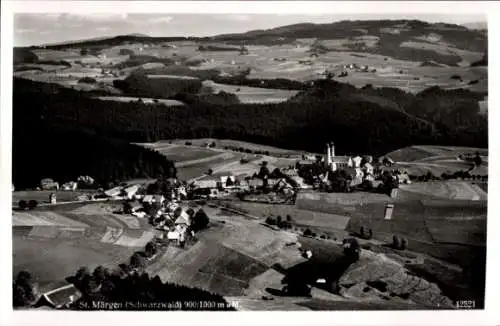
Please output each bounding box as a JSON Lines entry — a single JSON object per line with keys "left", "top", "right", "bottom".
{"left": 13, "top": 78, "right": 177, "bottom": 189}
{"left": 13, "top": 77, "right": 487, "bottom": 157}
{"left": 214, "top": 19, "right": 486, "bottom": 66}
{"left": 21, "top": 20, "right": 487, "bottom": 68}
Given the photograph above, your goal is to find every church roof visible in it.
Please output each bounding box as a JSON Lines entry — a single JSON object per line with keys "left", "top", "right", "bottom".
{"left": 331, "top": 156, "right": 351, "bottom": 163}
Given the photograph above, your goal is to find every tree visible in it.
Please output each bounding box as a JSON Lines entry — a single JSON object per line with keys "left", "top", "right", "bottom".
{"left": 145, "top": 241, "right": 158, "bottom": 258}
{"left": 258, "top": 164, "right": 270, "bottom": 179}
{"left": 207, "top": 169, "right": 213, "bottom": 176}
{"left": 362, "top": 179, "right": 374, "bottom": 191}
{"left": 343, "top": 238, "right": 360, "bottom": 262}
{"left": 18, "top": 200, "right": 27, "bottom": 210}
{"left": 277, "top": 216, "right": 282, "bottom": 225}
{"left": 130, "top": 252, "right": 147, "bottom": 269}
{"left": 13, "top": 270, "right": 38, "bottom": 308}
{"left": 303, "top": 228, "right": 312, "bottom": 236}
{"left": 400, "top": 238, "right": 408, "bottom": 250}
{"left": 392, "top": 235, "right": 401, "bottom": 249}
{"left": 93, "top": 266, "right": 108, "bottom": 284}
{"left": 191, "top": 208, "right": 209, "bottom": 232}
{"left": 286, "top": 215, "right": 292, "bottom": 222}
{"left": 123, "top": 201, "right": 132, "bottom": 214}
{"left": 474, "top": 152, "right": 483, "bottom": 166}
{"left": 265, "top": 216, "right": 276, "bottom": 225}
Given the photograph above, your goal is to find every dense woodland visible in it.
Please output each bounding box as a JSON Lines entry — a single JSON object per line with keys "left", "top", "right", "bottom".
{"left": 13, "top": 79, "right": 177, "bottom": 189}
{"left": 14, "top": 77, "right": 487, "bottom": 171}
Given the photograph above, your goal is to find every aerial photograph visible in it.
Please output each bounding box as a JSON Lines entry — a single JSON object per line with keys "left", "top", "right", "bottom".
{"left": 11, "top": 12, "right": 487, "bottom": 311}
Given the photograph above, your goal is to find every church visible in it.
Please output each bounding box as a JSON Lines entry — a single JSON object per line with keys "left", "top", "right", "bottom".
{"left": 324, "top": 142, "right": 354, "bottom": 171}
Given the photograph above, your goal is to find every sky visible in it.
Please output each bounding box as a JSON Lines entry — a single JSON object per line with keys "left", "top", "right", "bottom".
{"left": 14, "top": 13, "right": 486, "bottom": 46}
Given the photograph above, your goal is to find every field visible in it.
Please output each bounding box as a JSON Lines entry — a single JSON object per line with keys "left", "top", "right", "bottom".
{"left": 15, "top": 33, "right": 487, "bottom": 99}
{"left": 138, "top": 142, "right": 221, "bottom": 164}
{"left": 12, "top": 200, "right": 160, "bottom": 292}
{"left": 12, "top": 190, "right": 95, "bottom": 206}
{"left": 96, "top": 96, "right": 185, "bottom": 106}
{"left": 386, "top": 145, "right": 488, "bottom": 162}
{"left": 202, "top": 80, "right": 299, "bottom": 103}
{"left": 139, "top": 140, "right": 299, "bottom": 181}
{"left": 169, "top": 138, "right": 311, "bottom": 156}
{"left": 399, "top": 181, "right": 487, "bottom": 201}
{"left": 384, "top": 145, "right": 488, "bottom": 176}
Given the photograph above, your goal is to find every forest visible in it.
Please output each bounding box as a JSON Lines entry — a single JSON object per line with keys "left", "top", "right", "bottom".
{"left": 13, "top": 76, "right": 487, "bottom": 187}
{"left": 15, "top": 77, "right": 487, "bottom": 153}
{"left": 13, "top": 79, "right": 177, "bottom": 189}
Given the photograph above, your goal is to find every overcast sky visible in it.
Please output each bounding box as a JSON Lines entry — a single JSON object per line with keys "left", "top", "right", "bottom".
{"left": 14, "top": 13, "right": 486, "bottom": 46}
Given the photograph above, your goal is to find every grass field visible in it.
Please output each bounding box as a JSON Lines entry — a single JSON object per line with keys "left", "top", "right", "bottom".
{"left": 169, "top": 138, "right": 311, "bottom": 156}
{"left": 138, "top": 142, "right": 221, "bottom": 164}
{"left": 386, "top": 145, "right": 488, "bottom": 162}
{"left": 20, "top": 39, "right": 487, "bottom": 95}
{"left": 13, "top": 236, "right": 137, "bottom": 285}
{"left": 399, "top": 181, "right": 487, "bottom": 201}
{"left": 202, "top": 80, "right": 299, "bottom": 103}
{"left": 12, "top": 190, "right": 95, "bottom": 206}
{"left": 97, "top": 96, "right": 185, "bottom": 106}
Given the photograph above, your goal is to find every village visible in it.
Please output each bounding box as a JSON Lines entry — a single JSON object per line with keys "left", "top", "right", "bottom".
{"left": 14, "top": 139, "right": 488, "bottom": 254}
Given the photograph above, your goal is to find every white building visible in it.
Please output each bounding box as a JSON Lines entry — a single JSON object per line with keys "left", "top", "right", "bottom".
{"left": 324, "top": 142, "right": 353, "bottom": 171}
{"left": 363, "top": 162, "right": 374, "bottom": 176}
{"left": 352, "top": 156, "right": 362, "bottom": 168}
{"left": 123, "top": 185, "right": 139, "bottom": 199}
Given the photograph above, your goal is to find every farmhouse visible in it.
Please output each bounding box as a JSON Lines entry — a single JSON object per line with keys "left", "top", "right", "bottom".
{"left": 123, "top": 184, "right": 140, "bottom": 199}
{"left": 220, "top": 175, "right": 236, "bottom": 186}
{"left": 41, "top": 178, "right": 59, "bottom": 190}
{"left": 193, "top": 179, "right": 218, "bottom": 189}
{"left": 248, "top": 179, "right": 264, "bottom": 188}
{"left": 142, "top": 194, "right": 165, "bottom": 205}
{"left": 282, "top": 168, "right": 299, "bottom": 177}
{"left": 104, "top": 186, "right": 122, "bottom": 198}
{"left": 61, "top": 181, "right": 77, "bottom": 191}
{"left": 35, "top": 284, "right": 81, "bottom": 309}
{"left": 363, "top": 162, "right": 374, "bottom": 175}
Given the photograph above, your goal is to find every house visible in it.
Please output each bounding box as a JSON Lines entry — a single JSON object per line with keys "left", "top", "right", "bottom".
{"left": 396, "top": 173, "right": 411, "bottom": 184}
{"left": 154, "top": 195, "right": 165, "bottom": 205}
{"left": 167, "top": 230, "right": 180, "bottom": 240}
{"left": 238, "top": 180, "right": 250, "bottom": 190}
{"left": 282, "top": 169, "right": 299, "bottom": 177}
{"left": 298, "top": 160, "right": 315, "bottom": 166}
{"left": 290, "top": 176, "right": 310, "bottom": 189}
{"left": 220, "top": 175, "right": 236, "bottom": 186}
{"left": 352, "top": 156, "right": 362, "bottom": 168}
{"left": 193, "top": 179, "right": 218, "bottom": 189}
{"left": 363, "top": 162, "right": 374, "bottom": 175}
{"left": 142, "top": 194, "right": 154, "bottom": 204}
{"left": 41, "top": 178, "right": 59, "bottom": 190}
{"left": 364, "top": 174, "right": 376, "bottom": 182}
{"left": 35, "top": 284, "right": 81, "bottom": 309}
{"left": 248, "top": 179, "right": 264, "bottom": 188}
{"left": 104, "top": 186, "right": 122, "bottom": 198}
{"left": 61, "top": 181, "right": 77, "bottom": 191}
{"left": 123, "top": 185, "right": 140, "bottom": 199}
{"left": 345, "top": 167, "right": 363, "bottom": 187}
{"left": 128, "top": 201, "right": 143, "bottom": 213}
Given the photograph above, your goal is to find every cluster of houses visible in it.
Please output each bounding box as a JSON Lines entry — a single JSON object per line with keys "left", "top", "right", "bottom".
{"left": 38, "top": 175, "right": 96, "bottom": 191}
{"left": 190, "top": 173, "right": 299, "bottom": 199}
{"left": 296, "top": 142, "right": 407, "bottom": 188}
